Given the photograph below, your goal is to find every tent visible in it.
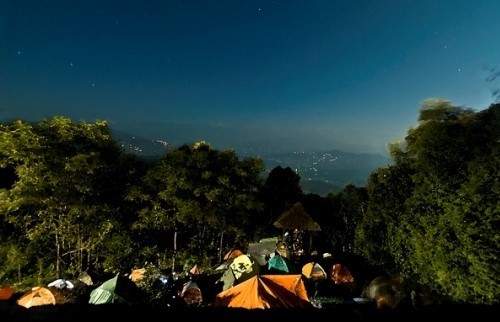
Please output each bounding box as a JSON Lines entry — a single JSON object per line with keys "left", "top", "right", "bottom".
{"left": 214, "top": 274, "right": 313, "bottom": 309}
{"left": 267, "top": 254, "right": 295, "bottom": 274}
{"left": 218, "top": 266, "right": 236, "bottom": 291}
{"left": 0, "top": 286, "right": 14, "bottom": 300}
{"left": 189, "top": 264, "right": 201, "bottom": 276}
{"left": 247, "top": 239, "right": 277, "bottom": 266}
{"left": 223, "top": 249, "right": 244, "bottom": 261}
{"left": 229, "top": 254, "right": 260, "bottom": 282}
{"left": 215, "top": 249, "right": 245, "bottom": 271}
{"left": 331, "top": 263, "right": 356, "bottom": 290}
{"left": 302, "top": 262, "right": 327, "bottom": 281}
{"left": 47, "top": 278, "right": 74, "bottom": 289}
{"left": 180, "top": 280, "right": 202, "bottom": 306}
{"left": 88, "top": 274, "right": 141, "bottom": 305}
{"left": 129, "top": 268, "right": 146, "bottom": 283}
{"left": 78, "top": 271, "right": 94, "bottom": 286}
{"left": 17, "top": 287, "right": 56, "bottom": 308}
{"left": 218, "top": 254, "right": 261, "bottom": 291}
{"left": 361, "top": 275, "right": 406, "bottom": 309}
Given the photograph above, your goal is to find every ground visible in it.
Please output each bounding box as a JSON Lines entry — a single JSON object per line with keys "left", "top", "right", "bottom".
{"left": 1, "top": 301, "right": 498, "bottom": 322}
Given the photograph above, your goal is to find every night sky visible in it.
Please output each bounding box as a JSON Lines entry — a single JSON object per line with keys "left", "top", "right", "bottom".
{"left": 1, "top": 0, "right": 499, "bottom": 154}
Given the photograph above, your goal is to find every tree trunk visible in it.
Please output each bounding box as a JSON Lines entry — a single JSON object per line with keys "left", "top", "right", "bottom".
{"left": 55, "top": 230, "right": 61, "bottom": 278}
{"left": 219, "top": 232, "right": 224, "bottom": 263}
{"left": 172, "top": 229, "right": 177, "bottom": 274}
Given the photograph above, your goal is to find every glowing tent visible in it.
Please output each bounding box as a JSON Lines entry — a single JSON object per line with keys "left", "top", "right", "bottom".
{"left": 214, "top": 274, "right": 312, "bottom": 309}
{"left": 302, "top": 262, "right": 327, "bottom": 281}
{"left": 17, "top": 287, "right": 56, "bottom": 308}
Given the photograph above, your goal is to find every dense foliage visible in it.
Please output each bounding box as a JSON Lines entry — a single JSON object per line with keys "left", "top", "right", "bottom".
{"left": 354, "top": 100, "right": 499, "bottom": 304}
{"left": 1, "top": 102, "right": 498, "bottom": 305}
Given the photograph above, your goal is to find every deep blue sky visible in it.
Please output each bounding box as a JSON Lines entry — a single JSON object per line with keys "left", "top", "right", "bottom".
{"left": 1, "top": 0, "right": 499, "bottom": 154}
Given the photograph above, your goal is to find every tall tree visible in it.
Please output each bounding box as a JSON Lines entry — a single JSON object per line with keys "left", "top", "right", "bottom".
{"left": 0, "top": 117, "right": 131, "bottom": 280}
{"left": 128, "top": 141, "right": 265, "bottom": 268}
{"left": 355, "top": 101, "right": 500, "bottom": 304}
{"left": 260, "top": 166, "right": 303, "bottom": 238}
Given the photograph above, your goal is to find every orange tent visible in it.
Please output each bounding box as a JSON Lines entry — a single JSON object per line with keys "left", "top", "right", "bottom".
{"left": 17, "top": 287, "right": 56, "bottom": 308}
{"left": 214, "top": 274, "right": 313, "bottom": 309}
{"left": 189, "top": 264, "right": 201, "bottom": 276}
{"left": 0, "top": 286, "right": 14, "bottom": 300}
{"left": 331, "top": 263, "right": 356, "bottom": 290}
{"left": 223, "top": 249, "right": 244, "bottom": 260}
{"left": 129, "top": 268, "right": 146, "bottom": 283}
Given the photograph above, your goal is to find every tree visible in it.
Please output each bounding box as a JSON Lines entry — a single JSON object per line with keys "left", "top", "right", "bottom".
{"left": 327, "top": 184, "right": 368, "bottom": 254}
{"left": 355, "top": 101, "right": 500, "bottom": 304}
{"left": 260, "top": 166, "right": 303, "bottom": 238}
{"left": 127, "top": 141, "right": 265, "bottom": 269}
{"left": 0, "top": 117, "right": 132, "bottom": 280}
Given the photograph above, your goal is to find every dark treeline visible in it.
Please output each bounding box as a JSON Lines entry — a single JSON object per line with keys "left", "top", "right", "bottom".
{"left": 0, "top": 100, "right": 498, "bottom": 305}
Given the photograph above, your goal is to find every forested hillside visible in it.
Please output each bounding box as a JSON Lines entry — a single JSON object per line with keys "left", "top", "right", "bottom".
{"left": 0, "top": 101, "right": 498, "bottom": 305}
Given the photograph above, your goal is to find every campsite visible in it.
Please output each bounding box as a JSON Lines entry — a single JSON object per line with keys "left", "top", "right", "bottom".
{"left": 1, "top": 246, "right": 498, "bottom": 321}
{"left": 1, "top": 105, "right": 499, "bottom": 320}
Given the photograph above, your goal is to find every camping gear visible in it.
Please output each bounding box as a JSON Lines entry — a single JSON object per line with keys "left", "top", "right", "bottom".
{"left": 302, "top": 262, "right": 327, "bottom": 280}
{"left": 78, "top": 271, "right": 94, "bottom": 286}
{"left": 331, "top": 263, "right": 356, "bottom": 290}
{"left": 0, "top": 286, "right": 14, "bottom": 300}
{"left": 214, "top": 274, "right": 313, "bottom": 309}
{"left": 17, "top": 287, "right": 56, "bottom": 308}
{"left": 88, "top": 274, "right": 140, "bottom": 305}
{"left": 247, "top": 239, "right": 277, "bottom": 265}
{"left": 223, "top": 248, "right": 244, "bottom": 260}
{"left": 180, "top": 280, "right": 202, "bottom": 306}
{"left": 47, "top": 279, "right": 74, "bottom": 289}
{"left": 229, "top": 254, "right": 260, "bottom": 283}
{"left": 129, "top": 268, "right": 146, "bottom": 283}
{"left": 189, "top": 264, "right": 201, "bottom": 276}
{"left": 362, "top": 275, "right": 406, "bottom": 309}
{"left": 267, "top": 254, "right": 295, "bottom": 274}
{"left": 218, "top": 266, "right": 236, "bottom": 291}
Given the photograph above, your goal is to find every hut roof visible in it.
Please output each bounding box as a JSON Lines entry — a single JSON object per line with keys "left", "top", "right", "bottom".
{"left": 273, "top": 202, "right": 321, "bottom": 231}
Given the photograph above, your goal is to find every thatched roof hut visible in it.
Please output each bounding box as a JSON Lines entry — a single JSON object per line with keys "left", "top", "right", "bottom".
{"left": 273, "top": 202, "right": 321, "bottom": 231}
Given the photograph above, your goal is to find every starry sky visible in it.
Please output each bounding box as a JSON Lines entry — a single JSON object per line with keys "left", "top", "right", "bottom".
{"left": 1, "top": 0, "right": 499, "bottom": 155}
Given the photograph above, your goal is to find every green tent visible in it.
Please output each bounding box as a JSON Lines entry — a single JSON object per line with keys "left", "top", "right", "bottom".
{"left": 88, "top": 274, "right": 139, "bottom": 305}
{"left": 218, "top": 267, "right": 236, "bottom": 291}
{"left": 267, "top": 254, "right": 295, "bottom": 274}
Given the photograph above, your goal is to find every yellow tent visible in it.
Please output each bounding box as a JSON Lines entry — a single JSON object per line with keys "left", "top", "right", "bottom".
{"left": 229, "top": 254, "right": 260, "bottom": 282}
{"left": 129, "top": 268, "right": 146, "bottom": 283}
{"left": 17, "top": 287, "right": 56, "bottom": 308}
{"left": 301, "top": 262, "right": 327, "bottom": 280}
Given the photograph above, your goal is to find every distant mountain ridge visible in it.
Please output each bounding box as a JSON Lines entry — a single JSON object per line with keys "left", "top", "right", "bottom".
{"left": 112, "top": 130, "right": 393, "bottom": 196}
{"left": 112, "top": 130, "right": 176, "bottom": 156}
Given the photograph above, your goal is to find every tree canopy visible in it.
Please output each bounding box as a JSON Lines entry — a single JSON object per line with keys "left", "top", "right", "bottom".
{"left": 355, "top": 101, "right": 500, "bottom": 304}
